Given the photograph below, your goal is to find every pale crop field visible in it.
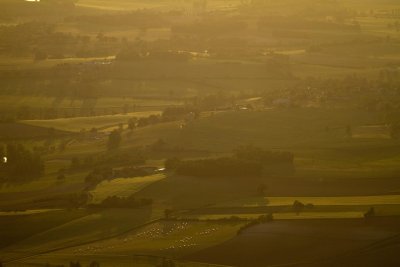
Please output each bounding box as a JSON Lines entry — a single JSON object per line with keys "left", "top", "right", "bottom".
{"left": 22, "top": 111, "right": 161, "bottom": 132}
{"left": 76, "top": 0, "right": 242, "bottom": 11}
{"left": 90, "top": 174, "right": 166, "bottom": 203}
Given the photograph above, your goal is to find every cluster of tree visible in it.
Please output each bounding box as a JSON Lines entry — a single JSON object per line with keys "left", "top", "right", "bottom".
{"left": 292, "top": 200, "right": 314, "bottom": 215}
{"left": 84, "top": 167, "right": 114, "bottom": 188}
{"left": 90, "top": 195, "right": 153, "bottom": 209}
{"left": 0, "top": 144, "right": 44, "bottom": 182}
{"left": 237, "top": 214, "right": 273, "bottom": 235}
{"left": 127, "top": 112, "right": 195, "bottom": 133}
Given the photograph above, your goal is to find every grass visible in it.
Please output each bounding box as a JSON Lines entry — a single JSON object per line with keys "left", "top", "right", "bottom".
{"left": 90, "top": 174, "right": 166, "bottom": 203}
{"left": 22, "top": 111, "right": 162, "bottom": 132}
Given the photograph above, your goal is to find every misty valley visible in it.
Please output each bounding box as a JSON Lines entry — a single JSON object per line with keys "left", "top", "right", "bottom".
{"left": 1, "top": 0, "right": 400, "bottom": 266}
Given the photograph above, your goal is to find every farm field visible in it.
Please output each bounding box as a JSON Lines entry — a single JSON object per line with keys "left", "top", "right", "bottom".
{"left": 22, "top": 111, "right": 162, "bottom": 132}
{"left": 185, "top": 217, "right": 400, "bottom": 267}
{"left": 0, "top": 208, "right": 157, "bottom": 262}
{"left": 8, "top": 221, "right": 243, "bottom": 267}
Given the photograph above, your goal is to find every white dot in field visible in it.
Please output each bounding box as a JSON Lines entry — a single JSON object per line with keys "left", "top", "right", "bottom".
{"left": 3, "top": 157, "right": 7, "bottom": 163}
